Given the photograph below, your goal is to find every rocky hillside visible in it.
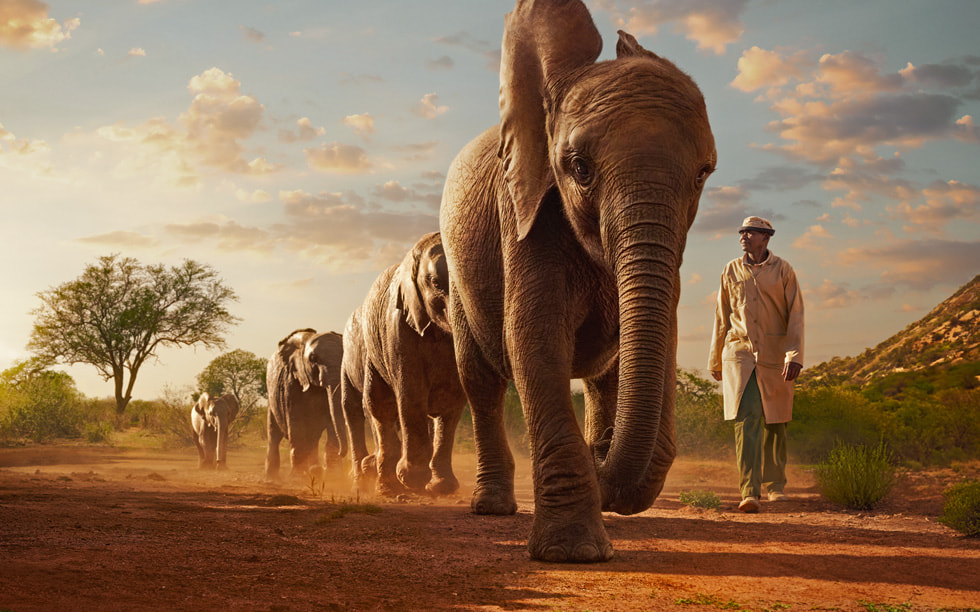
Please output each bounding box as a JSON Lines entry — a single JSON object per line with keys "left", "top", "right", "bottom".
{"left": 803, "top": 274, "right": 980, "bottom": 387}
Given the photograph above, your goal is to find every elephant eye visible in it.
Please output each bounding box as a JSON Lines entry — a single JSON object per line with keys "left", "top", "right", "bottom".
{"left": 570, "top": 156, "right": 593, "bottom": 186}
{"left": 695, "top": 164, "right": 714, "bottom": 188}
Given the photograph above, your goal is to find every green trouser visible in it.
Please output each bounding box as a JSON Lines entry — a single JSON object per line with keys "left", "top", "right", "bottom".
{"left": 733, "top": 369, "right": 787, "bottom": 499}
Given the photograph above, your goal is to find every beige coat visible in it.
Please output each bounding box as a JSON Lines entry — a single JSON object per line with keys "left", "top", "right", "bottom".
{"left": 708, "top": 252, "right": 804, "bottom": 423}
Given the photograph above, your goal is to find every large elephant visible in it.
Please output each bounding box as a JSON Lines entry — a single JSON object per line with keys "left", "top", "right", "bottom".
{"left": 438, "top": 0, "right": 715, "bottom": 562}
{"left": 190, "top": 392, "right": 240, "bottom": 469}
{"left": 266, "top": 329, "right": 346, "bottom": 479}
{"left": 341, "top": 231, "right": 465, "bottom": 497}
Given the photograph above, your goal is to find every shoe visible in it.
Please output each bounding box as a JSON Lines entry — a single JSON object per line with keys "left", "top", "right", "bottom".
{"left": 738, "top": 497, "right": 760, "bottom": 513}
{"left": 767, "top": 491, "right": 788, "bottom": 502}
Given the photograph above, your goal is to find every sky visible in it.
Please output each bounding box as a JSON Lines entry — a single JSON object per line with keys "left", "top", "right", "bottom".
{"left": 2, "top": 0, "right": 979, "bottom": 401}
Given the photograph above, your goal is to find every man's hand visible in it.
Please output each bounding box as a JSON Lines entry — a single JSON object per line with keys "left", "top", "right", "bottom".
{"left": 783, "top": 361, "right": 802, "bottom": 382}
{"left": 711, "top": 370, "right": 722, "bottom": 381}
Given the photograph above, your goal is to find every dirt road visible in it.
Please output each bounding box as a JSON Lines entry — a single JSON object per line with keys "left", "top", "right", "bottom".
{"left": 1, "top": 443, "right": 978, "bottom": 611}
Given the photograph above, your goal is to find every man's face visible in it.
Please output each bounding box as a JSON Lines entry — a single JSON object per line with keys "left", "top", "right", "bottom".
{"left": 739, "top": 229, "right": 770, "bottom": 252}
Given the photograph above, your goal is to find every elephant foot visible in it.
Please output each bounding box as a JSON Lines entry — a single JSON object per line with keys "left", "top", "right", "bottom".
{"left": 425, "top": 474, "right": 459, "bottom": 496}
{"left": 527, "top": 514, "right": 614, "bottom": 563}
{"left": 397, "top": 460, "right": 432, "bottom": 492}
{"left": 471, "top": 484, "right": 517, "bottom": 515}
{"left": 376, "top": 477, "right": 408, "bottom": 498}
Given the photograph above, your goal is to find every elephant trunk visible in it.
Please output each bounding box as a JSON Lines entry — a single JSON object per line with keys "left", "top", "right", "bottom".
{"left": 597, "top": 202, "right": 679, "bottom": 514}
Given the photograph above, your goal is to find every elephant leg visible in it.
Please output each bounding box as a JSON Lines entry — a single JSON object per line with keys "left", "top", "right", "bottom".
{"left": 426, "top": 402, "right": 463, "bottom": 496}
{"left": 396, "top": 403, "right": 433, "bottom": 493}
{"left": 194, "top": 434, "right": 207, "bottom": 469}
{"left": 342, "top": 373, "right": 372, "bottom": 484}
{"left": 265, "top": 413, "right": 283, "bottom": 480}
{"left": 203, "top": 428, "right": 218, "bottom": 469}
{"left": 365, "top": 369, "right": 403, "bottom": 497}
{"left": 453, "top": 306, "right": 515, "bottom": 514}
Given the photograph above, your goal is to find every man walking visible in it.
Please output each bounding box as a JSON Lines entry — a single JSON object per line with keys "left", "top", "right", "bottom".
{"left": 708, "top": 216, "right": 804, "bottom": 513}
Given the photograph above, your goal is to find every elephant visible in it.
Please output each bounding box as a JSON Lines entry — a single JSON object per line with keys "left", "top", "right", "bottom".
{"left": 190, "top": 392, "right": 240, "bottom": 469}
{"left": 341, "top": 231, "right": 465, "bottom": 497}
{"left": 266, "top": 329, "right": 346, "bottom": 479}
{"left": 438, "top": 0, "right": 716, "bottom": 562}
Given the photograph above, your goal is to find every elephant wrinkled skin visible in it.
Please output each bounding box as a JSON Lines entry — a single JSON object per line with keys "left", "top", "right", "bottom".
{"left": 191, "top": 392, "right": 240, "bottom": 470}
{"left": 266, "top": 329, "right": 346, "bottom": 479}
{"left": 341, "top": 231, "right": 465, "bottom": 497}
{"left": 439, "top": 0, "right": 716, "bottom": 561}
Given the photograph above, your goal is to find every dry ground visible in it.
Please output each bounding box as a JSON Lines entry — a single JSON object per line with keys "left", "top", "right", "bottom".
{"left": 1, "top": 438, "right": 978, "bottom": 611}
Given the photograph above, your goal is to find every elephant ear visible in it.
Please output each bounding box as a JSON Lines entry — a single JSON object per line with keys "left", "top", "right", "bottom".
{"left": 221, "top": 394, "right": 240, "bottom": 421}
{"left": 615, "top": 30, "right": 660, "bottom": 60}
{"left": 498, "top": 0, "right": 602, "bottom": 240}
{"left": 396, "top": 238, "right": 432, "bottom": 337}
{"left": 278, "top": 329, "right": 316, "bottom": 391}
{"left": 194, "top": 392, "right": 210, "bottom": 416}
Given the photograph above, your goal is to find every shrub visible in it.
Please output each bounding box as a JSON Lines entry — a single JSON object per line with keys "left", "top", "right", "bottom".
{"left": 815, "top": 440, "right": 896, "bottom": 510}
{"left": 938, "top": 479, "right": 980, "bottom": 537}
{"left": 679, "top": 490, "right": 721, "bottom": 510}
{"left": 791, "top": 385, "right": 883, "bottom": 463}
{"left": 674, "top": 369, "right": 732, "bottom": 458}
{"left": 0, "top": 360, "right": 87, "bottom": 443}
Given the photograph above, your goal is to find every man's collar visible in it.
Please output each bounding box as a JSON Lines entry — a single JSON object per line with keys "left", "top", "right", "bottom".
{"left": 742, "top": 250, "right": 772, "bottom": 266}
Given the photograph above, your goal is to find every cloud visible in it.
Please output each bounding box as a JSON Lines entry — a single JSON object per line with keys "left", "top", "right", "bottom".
{"left": 128, "top": 47, "right": 146, "bottom": 57}
{"left": 894, "top": 179, "right": 980, "bottom": 235}
{"left": 595, "top": 0, "right": 749, "bottom": 55}
{"left": 433, "top": 31, "right": 499, "bottom": 72}
{"left": 426, "top": 56, "right": 454, "bottom": 71}
{"left": 738, "top": 165, "right": 823, "bottom": 191}
{"left": 734, "top": 48, "right": 980, "bottom": 165}
{"left": 240, "top": 26, "right": 264, "bottom": 44}
{"left": 822, "top": 155, "right": 916, "bottom": 210}
{"left": 235, "top": 188, "right": 272, "bottom": 203}
{"left": 76, "top": 230, "right": 158, "bottom": 249}
{"left": 392, "top": 141, "right": 439, "bottom": 162}
{"left": 838, "top": 239, "right": 980, "bottom": 290}
{"left": 0, "top": 121, "right": 53, "bottom": 176}
{"left": 92, "top": 67, "right": 273, "bottom": 186}
{"left": 808, "top": 279, "right": 860, "bottom": 310}
{"left": 165, "top": 220, "right": 276, "bottom": 254}
{"left": 693, "top": 185, "right": 779, "bottom": 237}
{"left": 278, "top": 117, "right": 325, "bottom": 143}
{"left": 791, "top": 224, "right": 833, "bottom": 251}
{"left": 731, "top": 46, "right": 810, "bottom": 92}
{"left": 343, "top": 113, "right": 375, "bottom": 140}
{"left": 304, "top": 142, "right": 372, "bottom": 174}
{"left": 0, "top": 0, "right": 79, "bottom": 51}
{"left": 276, "top": 189, "right": 439, "bottom": 266}
{"left": 413, "top": 93, "right": 449, "bottom": 119}
{"left": 372, "top": 179, "right": 441, "bottom": 210}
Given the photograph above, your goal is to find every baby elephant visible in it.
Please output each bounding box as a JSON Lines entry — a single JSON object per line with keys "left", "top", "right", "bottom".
{"left": 341, "top": 231, "right": 465, "bottom": 496}
{"left": 190, "top": 392, "right": 240, "bottom": 469}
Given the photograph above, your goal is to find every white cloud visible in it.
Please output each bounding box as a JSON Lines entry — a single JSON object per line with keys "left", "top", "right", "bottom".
{"left": 128, "top": 47, "right": 146, "bottom": 57}
{"left": 792, "top": 224, "right": 833, "bottom": 251}
{"left": 304, "top": 142, "right": 372, "bottom": 174}
{"left": 343, "top": 113, "right": 376, "bottom": 139}
{"left": 596, "top": 0, "right": 749, "bottom": 55}
{"left": 413, "top": 93, "right": 449, "bottom": 119}
{"left": 90, "top": 67, "right": 272, "bottom": 186}
{"left": 0, "top": 0, "right": 79, "bottom": 51}
{"left": 0, "top": 121, "right": 53, "bottom": 176}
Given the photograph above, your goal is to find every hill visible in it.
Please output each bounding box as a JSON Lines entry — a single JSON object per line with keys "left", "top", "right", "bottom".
{"left": 803, "top": 274, "right": 980, "bottom": 388}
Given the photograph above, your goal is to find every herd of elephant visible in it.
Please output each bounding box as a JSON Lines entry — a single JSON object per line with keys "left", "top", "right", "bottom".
{"left": 191, "top": 0, "right": 716, "bottom": 563}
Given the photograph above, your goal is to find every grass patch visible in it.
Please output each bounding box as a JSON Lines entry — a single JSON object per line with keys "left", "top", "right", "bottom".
{"left": 679, "top": 489, "right": 722, "bottom": 510}
{"left": 857, "top": 602, "right": 913, "bottom": 612}
{"left": 938, "top": 479, "right": 980, "bottom": 537}
{"left": 815, "top": 440, "right": 896, "bottom": 510}
{"left": 316, "top": 503, "right": 383, "bottom": 523}
{"left": 675, "top": 593, "right": 744, "bottom": 609}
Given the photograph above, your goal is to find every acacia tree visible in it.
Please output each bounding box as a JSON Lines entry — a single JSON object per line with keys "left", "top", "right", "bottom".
{"left": 196, "top": 349, "right": 267, "bottom": 432}
{"left": 29, "top": 254, "right": 239, "bottom": 414}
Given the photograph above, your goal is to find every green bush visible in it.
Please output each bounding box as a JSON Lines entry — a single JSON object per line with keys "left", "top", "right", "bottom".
{"left": 791, "top": 385, "right": 883, "bottom": 463}
{"left": 815, "top": 440, "right": 896, "bottom": 510}
{"left": 0, "top": 360, "right": 87, "bottom": 443}
{"left": 678, "top": 490, "right": 721, "bottom": 510}
{"left": 938, "top": 479, "right": 980, "bottom": 537}
{"left": 674, "top": 369, "right": 731, "bottom": 458}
